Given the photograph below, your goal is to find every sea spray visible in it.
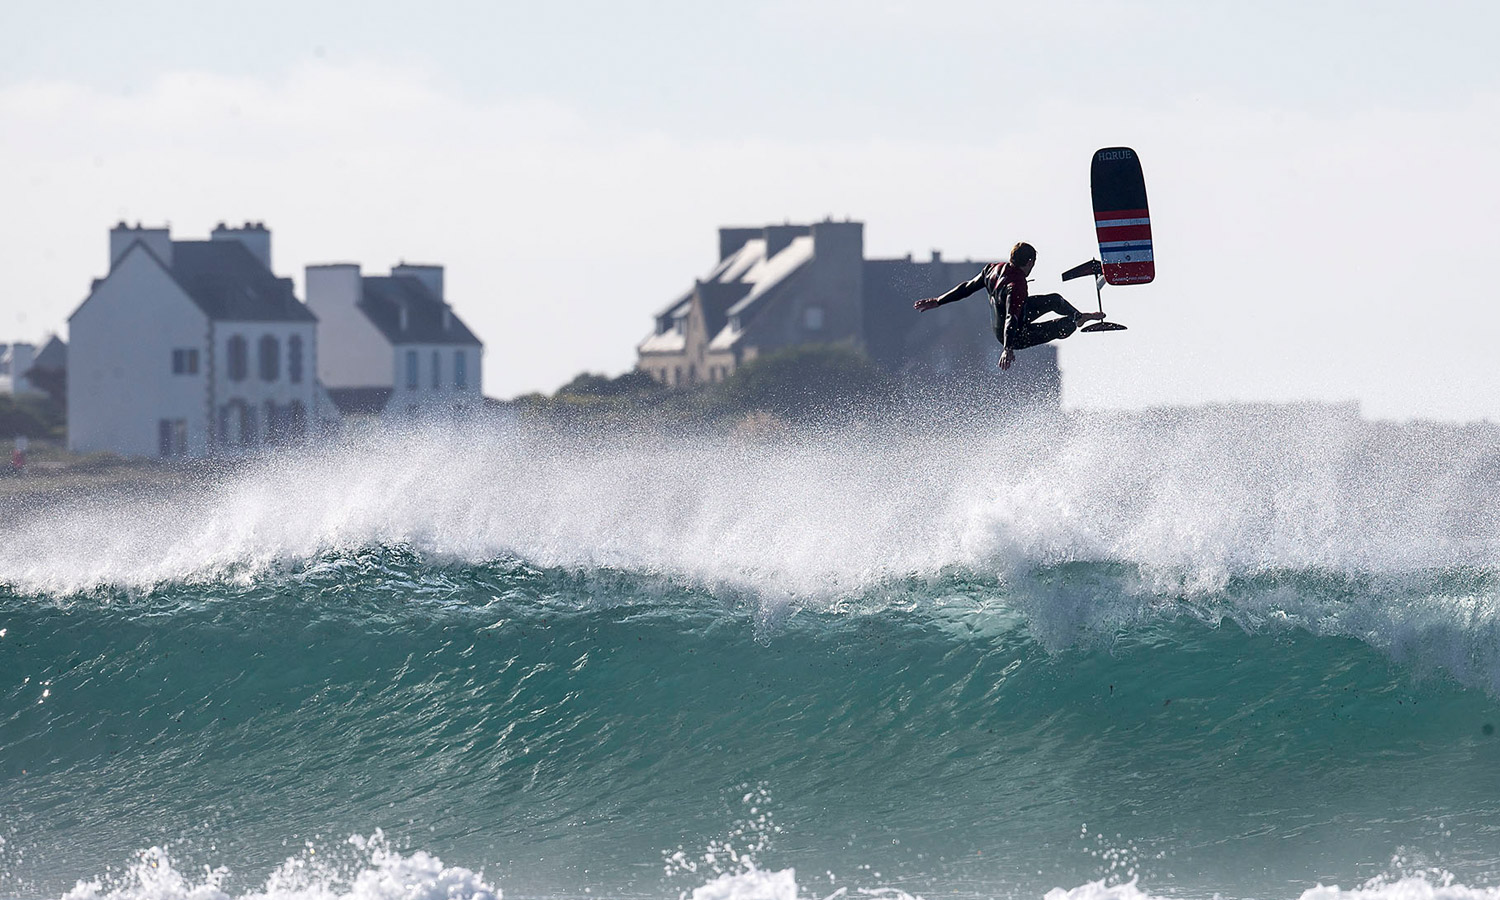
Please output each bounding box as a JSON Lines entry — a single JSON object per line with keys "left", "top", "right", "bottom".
{"left": 2, "top": 405, "right": 1498, "bottom": 598}
{"left": 4, "top": 406, "right": 1500, "bottom": 898}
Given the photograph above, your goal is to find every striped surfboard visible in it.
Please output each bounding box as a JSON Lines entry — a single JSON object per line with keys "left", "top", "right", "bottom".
{"left": 1091, "top": 147, "right": 1154, "bottom": 285}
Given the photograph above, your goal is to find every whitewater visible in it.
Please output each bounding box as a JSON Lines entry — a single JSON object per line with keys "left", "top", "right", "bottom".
{"left": 3, "top": 403, "right": 1500, "bottom": 900}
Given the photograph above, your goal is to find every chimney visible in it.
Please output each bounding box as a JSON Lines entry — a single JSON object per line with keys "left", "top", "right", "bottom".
{"left": 764, "top": 223, "right": 811, "bottom": 258}
{"left": 392, "top": 262, "right": 443, "bottom": 300}
{"left": 109, "top": 222, "right": 172, "bottom": 271}
{"left": 809, "top": 219, "right": 864, "bottom": 263}
{"left": 718, "top": 227, "right": 761, "bottom": 261}
{"left": 9, "top": 343, "right": 35, "bottom": 391}
{"left": 304, "top": 263, "right": 363, "bottom": 323}
{"left": 212, "top": 221, "right": 272, "bottom": 269}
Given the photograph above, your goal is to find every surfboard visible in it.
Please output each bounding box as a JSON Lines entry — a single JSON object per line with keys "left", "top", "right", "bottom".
{"left": 1091, "top": 147, "right": 1154, "bottom": 286}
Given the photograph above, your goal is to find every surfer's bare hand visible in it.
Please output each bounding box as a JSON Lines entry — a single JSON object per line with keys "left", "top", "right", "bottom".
{"left": 914, "top": 297, "right": 941, "bottom": 311}
{"left": 998, "top": 349, "right": 1014, "bottom": 370}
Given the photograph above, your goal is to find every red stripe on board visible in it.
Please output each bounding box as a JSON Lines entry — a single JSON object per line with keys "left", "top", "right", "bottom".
{"left": 1094, "top": 224, "right": 1153, "bottom": 242}
{"left": 1095, "top": 208, "right": 1149, "bottom": 220}
{"left": 1102, "top": 260, "right": 1155, "bottom": 286}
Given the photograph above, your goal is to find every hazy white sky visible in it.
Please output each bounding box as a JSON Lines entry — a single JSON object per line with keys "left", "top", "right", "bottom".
{"left": 4, "top": 1, "right": 1498, "bottom": 418}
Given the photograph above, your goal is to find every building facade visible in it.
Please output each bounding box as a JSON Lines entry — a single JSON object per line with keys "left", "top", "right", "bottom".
{"left": 304, "top": 261, "right": 483, "bottom": 419}
{"left": 68, "top": 222, "right": 326, "bottom": 458}
{"left": 637, "top": 219, "right": 1060, "bottom": 402}
{"left": 0, "top": 342, "right": 42, "bottom": 396}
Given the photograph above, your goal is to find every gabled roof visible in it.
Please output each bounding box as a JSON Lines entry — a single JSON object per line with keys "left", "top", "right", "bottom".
{"left": 171, "top": 240, "right": 317, "bottom": 322}
{"left": 30, "top": 336, "right": 66, "bottom": 371}
{"left": 360, "top": 275, "right": 482, "bottom": 346}
{"left": 723, "top": 235, "right": 814, "bottom": 320}
{"left": 639, "top": 230, "right": 817, "bottom": 355}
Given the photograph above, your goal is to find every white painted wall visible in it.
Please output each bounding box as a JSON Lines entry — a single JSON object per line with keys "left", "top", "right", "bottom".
{"left": 387, "top": 342, "right": 484, "bottom": 417}
{"left": 305, "top": 264, "right": 393, "bottom": 388}
{"left": 68, "top": 244, "right": 210, "bottom": 457}
{"left": 210, "top": 320, "right": 320, "bottom": 451}
{"left": 0, "top": 343, "right": 40, "bottom": 395}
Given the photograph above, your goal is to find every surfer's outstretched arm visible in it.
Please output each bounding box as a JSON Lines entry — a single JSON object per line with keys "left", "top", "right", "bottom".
{"left": 914, "top": 266, "right": 991, "bottom": 311}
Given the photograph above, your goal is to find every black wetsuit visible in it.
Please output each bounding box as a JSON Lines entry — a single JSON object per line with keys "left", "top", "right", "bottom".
{"left": 926, "top": 262, "right": 1086, "bottom": 351}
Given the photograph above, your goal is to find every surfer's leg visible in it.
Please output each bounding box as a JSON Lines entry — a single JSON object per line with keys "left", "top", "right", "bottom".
{"left": 1028, "top": 293, "right": 1102, "bottom": 328}
{"left": 1026, "top": 293, "right": 1083, "bottom": 321}
{"left": 1009, "top": 316, "right": 1079, "bottom": 350}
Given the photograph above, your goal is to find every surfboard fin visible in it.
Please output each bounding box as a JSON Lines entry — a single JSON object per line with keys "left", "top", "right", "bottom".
{"left": 1063, "top": 259, "right": 1127, "bottom": 333}
{"left": 1061, "top": 259, "right": 1103, "bottom": 281}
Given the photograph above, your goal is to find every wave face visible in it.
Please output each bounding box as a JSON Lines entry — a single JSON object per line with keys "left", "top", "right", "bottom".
{"left": 3, "top": 406, "right": 1500, "bottom": 899}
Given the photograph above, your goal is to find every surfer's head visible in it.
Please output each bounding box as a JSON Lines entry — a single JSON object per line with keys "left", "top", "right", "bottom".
{"left": 1010, "top": 242, "right": 1037, "bottom": 274}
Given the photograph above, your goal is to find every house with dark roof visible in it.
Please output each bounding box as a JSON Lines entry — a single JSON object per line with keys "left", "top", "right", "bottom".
{"left": 67, "top": 222, "right": 330, "bottom": 457}
{"left": 16, "top": 335, "right": 66, "bottom": 405}
{"left": 304, "top": 261, "right": 483, "bottom": 418}
{"left": 638, "top": 219, "right": 1060, "bottom": 403}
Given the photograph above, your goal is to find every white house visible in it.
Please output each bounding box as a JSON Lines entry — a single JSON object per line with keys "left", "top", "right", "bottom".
{"left": 304, "top": 261, "right": 483, "bottom": 418}
{"left": 68, "top": 222, "right": 327, "bottom": 458}
{"left": 0, "top": 342, "right": 41, "bottom": 396}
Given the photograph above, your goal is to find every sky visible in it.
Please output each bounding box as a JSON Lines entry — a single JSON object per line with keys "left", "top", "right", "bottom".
{"left": 3, "top": 0, "right": 1498, "bottom": 419}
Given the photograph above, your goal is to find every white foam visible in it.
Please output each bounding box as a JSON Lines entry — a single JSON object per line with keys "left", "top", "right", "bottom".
{"left": 1041, "top": 875, "right": 1500, "bottom": 900}
{"left": 1299, "top": 877, "right": 1500, "bottom": 900}
{"left": 689, "top": 866, "right": 798, "bottom": 900}
{"left": 2, "top": 405, "right": 1497, "bottom": 600}
{"left": 57, "top": 835, "right": 499, "bottom": 900}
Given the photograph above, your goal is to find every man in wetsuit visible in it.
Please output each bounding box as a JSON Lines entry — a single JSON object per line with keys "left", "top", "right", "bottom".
{"left": 914, "top": 242, "right": 1101, "bottom": 370}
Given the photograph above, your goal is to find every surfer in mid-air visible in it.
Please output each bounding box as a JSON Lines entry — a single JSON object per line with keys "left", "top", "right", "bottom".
{"left": 915, "top": 242, "right": 1102, "bottom": 370}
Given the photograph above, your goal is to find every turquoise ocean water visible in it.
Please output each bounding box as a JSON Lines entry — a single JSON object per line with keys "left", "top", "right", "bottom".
{"left": 3, "top": 405, "right": 1499, "bottom": 900}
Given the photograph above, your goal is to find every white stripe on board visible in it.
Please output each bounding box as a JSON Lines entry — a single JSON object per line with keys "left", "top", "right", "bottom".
{"left": 1102, "top": 249, "right": 1155, "bottom": 262}
{"left": 1095, "top": 217, "right": 1151, "bottom": 227}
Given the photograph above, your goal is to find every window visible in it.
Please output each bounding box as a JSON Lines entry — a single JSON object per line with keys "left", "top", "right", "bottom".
{"left": 259, "top": 335, "right": 280, "bottom": 382}
{"left": 405, "top": 350, "right": 419, "bottom": 390}
{"left": 264, "top": 400, "right": 281, "bottom": 445}
{"left": 454, "top": 351, "right": 467, "bottom": 389}
{"left": 287, "top": 401, "right": 307, "bottom": 440}
{"left": 218, "top": 401, "right": 253, "bottom": 448}
{"left": 242, "top": 405, "right": 259, "bottom": 446}
{"left": 804, "top": 305, "right": 824, "bottom": 331}
{"left": 431, "top": 350, "right": 441, "bottom": 389}
{"left": 158, "top": 419, "right": 187, "bottom": 457}
{"left": 288, "top": 335, "right": 304, "bottom": 384}
{"left": 227, "top": 335, "right": 248, "bottom": 381}
{"left": 171, "top": 349, "right": 199, "bottom": 375}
